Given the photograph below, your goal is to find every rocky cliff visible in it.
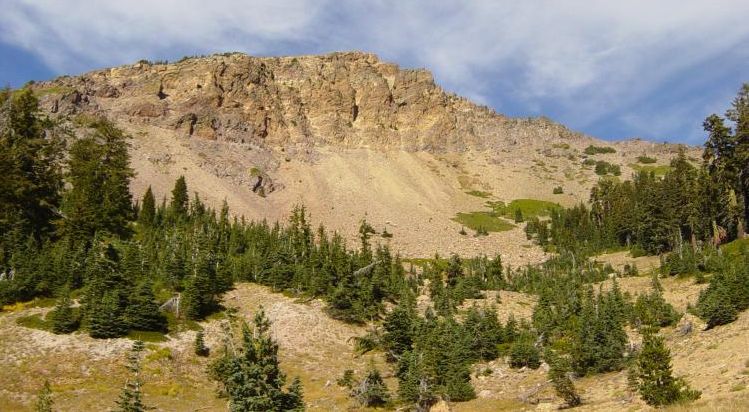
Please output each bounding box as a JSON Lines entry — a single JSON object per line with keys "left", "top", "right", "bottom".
{"left": 34, "top": 51, "right": 585, "bottom": 152}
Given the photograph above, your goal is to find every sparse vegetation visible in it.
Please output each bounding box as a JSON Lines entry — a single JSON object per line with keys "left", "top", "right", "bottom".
{"left": 584, "top": 145, "right": 617, "bottom": 155}
{"left": 452, "top": 212, "right": 515, "bottom": 232}
{"left": 594, "top": 160, "right": 621, "bottom": 176}
{"left": 35, "top": 380, "right": 53, "bottom": 412}
{"left": 466, "top": 190, "right": 492, "bottom": 198}
{"left": 637, "top": 155, "right": 658, "bottom": 164}
{"left": 630, "top": 163, "right": 672, "bottom": 176}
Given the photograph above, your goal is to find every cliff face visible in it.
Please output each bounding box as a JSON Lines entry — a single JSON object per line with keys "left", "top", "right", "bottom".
{"left": 34, "top": 51, "right": 584, "bottom": 152}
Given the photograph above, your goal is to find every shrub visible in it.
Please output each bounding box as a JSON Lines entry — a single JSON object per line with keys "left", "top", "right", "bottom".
{"left": 637, "top": 156, "right": 657, "bottom": 164}
{"left": 594, "top": 160, "right": 621, "bottom": 176}
{"left": 584, "top": 145, "right": 616, "bottom": 155}
{"left": 553, "top": 186, "right": 564, "bottom": 194}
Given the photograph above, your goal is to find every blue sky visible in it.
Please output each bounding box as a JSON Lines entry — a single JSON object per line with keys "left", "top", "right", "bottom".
{"left": 1, "top": 1, "right": 748, "bottom": 145}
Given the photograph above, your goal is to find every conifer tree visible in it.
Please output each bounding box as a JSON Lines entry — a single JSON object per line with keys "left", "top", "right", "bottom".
{"left": 509, "top": 334, "right": 541, "bottom": 369}
{"left": 726, "top": 83, "right": 749, "bottom": 233}
{"left": 170, "top": 176, "right": 189, "bottom": 219}
{"left": 635, "top": 332, "right": 700, "bottom": 406}
{"left": 60, "top": 120, "right": 133, "bottom": 240}
{"left": 546, "top": 351, "right": 581, "bottom": 407}
{"left": 50, "top": 285, "right": 78, "bottom": 334}
{"left": 194, "top": 330, "right": 209, "bottom": 357}
{"left": 382, "top": 304, "right": 417, "bottom": 361}
{"left": 88, "top": 290, "right": 127, "bottom": 339}
{"left": 697, "top": 283, "right": 737, "bottom": 329}
{"left": 35, "top": 380, "right": 53, "bottom": 412}
{"left": 209, "top": 308, "right": 304, "bottom": 411}
{"left": 124, "top": 280, "right": 167, "bottom": 332}
{"left": 0, "top": 88, "right": 63, "bottom": 246}
{"left": 114, "top": 340, "right": 149, "bottom": 412}
{"left": 138, "top": 186, "right": 156, "bottom": 227}
{"left": 353, "top": 365, "right": 391, "bottom": 407}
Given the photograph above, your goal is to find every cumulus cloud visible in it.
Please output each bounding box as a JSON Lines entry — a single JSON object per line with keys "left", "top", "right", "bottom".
{"left": 1, "top": 0, "right": 748, "bottom": 142}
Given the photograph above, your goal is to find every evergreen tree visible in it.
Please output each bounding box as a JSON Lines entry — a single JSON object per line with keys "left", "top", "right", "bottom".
{"left": 59, "top": 119, "right": 133, "bottom": 241}
{"left": 170, "top": 176, "right": 189, "bottom": 219}
{"left": 726, "top": 83, "right": 749, "bottom": 233}
{"left": 635, "top": 332, "right": 700, "bottom": 406}
{"left": 382, "top": 304, "right": 417, "bottom": 361}
{"left": 50, "top": 285, "right": 78, "bottom": 334}
{"left": 0, "top": 88, "right": 63, "bottom": 246}
{"left": 697, "top": 283, "right": 738, "bottom": 329}
{"left": 546, "top": 351, "right": 581, "bottom": 407}
{"left": 352, "top": 365, "right": 391, "bottom": 407}
{"left": 138, "top": 186, "right": 156, "bottom": 227}
{"left": 35, "top": 380, "right": 54, "bottom": 412}
{"left": 124, "top": 280, "right": 167, "bottom": 332}
{"left": 509, "top": 334, "right": 541, "bottom": 369}
{"left": 88, "top": 290, "right": 127, "bottom": 339}
{"left": 209, "top": 308, "right": 304, "bottom": 411}
{"left": 194, "top": 330, "right": 209, "bottom": 357}
{"left": 114, "top": 340, "right": 149, "bottom": 412}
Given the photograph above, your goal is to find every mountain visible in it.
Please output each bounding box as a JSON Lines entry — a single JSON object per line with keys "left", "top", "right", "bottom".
{"left": 30, "top": 51, "right": 693, "bottom": 264}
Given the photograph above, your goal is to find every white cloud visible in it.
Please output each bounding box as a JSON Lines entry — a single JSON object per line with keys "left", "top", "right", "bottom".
{"left": 1, "top": 0, "right": 747, "bottom": 141}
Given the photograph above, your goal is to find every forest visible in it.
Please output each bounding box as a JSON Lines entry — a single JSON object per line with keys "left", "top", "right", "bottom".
{"left": 1, "top": 84, "right": 748, "bottom": 411}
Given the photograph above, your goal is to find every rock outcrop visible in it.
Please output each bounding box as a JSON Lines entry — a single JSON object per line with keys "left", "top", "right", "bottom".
{"left": 32, "top": 51, "right": 586, "bottom": 152}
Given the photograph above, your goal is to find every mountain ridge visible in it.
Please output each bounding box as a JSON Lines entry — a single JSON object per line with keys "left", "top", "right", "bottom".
{"left": 31, "top": 50, "right": 597, "bottom": 152}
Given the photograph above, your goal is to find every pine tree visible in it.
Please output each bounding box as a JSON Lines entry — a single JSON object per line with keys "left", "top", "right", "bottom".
{"left": 35, "top": 380, "right": 54, "bottom": 412}
{"left": 353, "top": 365, "right": 391, "bottom": 407}
{"left": 509, "top": 334, "right": 541, "bottom": 369}
{"left": 59, "top": 120, "right": 133, "bottom": 240}
{"left": 138, "top": 186, "right": 156, "bottom": 227}
{"left": 0, "top": 88, "right": 63, "bottom": 245}
{"left": 124, "top": 280, "right": 167, "bottom": 332}
{"left": 636, "top": 332, "right": 700, "bottom": 406}
{"left": 88, "top": 290, "right": 127, "bottom": 339}
{"left": 50, "top": 285, "right": 78, "bottom": 334}
{"left": 546, "top": 351, "right": 581, "bottom": 407}
{"left": 114, "top": 340, "right": 149, "bottom": 412}
{"left": 697, "top": 284, "right": 737, "bottom": 329}
{"left": 209, "top": 308, "right": 304, "bottom": 411}
{"left": 382, "top": 304, "right": 416, "bottom": 361}
{"left": 194, "top": 330, "right": 209, "bottom": 357}
{"left": 170, "top": 176, "right": 189, "bottom": 219}
{"left": 726, "top": 83, "right": 749, "bottom": 233}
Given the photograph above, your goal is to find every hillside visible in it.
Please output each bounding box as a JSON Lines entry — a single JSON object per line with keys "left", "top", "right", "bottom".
{"left": 29, "top": 51, "right": 694, "bottom": 264}
{"left": 2, "top": 276, "right": 748, "bottom": 411}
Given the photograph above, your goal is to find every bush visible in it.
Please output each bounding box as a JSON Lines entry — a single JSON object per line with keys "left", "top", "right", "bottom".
{"left": 584, "top": 145, "right": 616, "bottom": 155}
{"left": 552, "top": 186, "right": 564, "bottom": 194}
{"left": 594, "top": 160, "right": 621, "bottom": 176}
{"left": 637, "top": 156, "right": 657, "bottom": 164}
